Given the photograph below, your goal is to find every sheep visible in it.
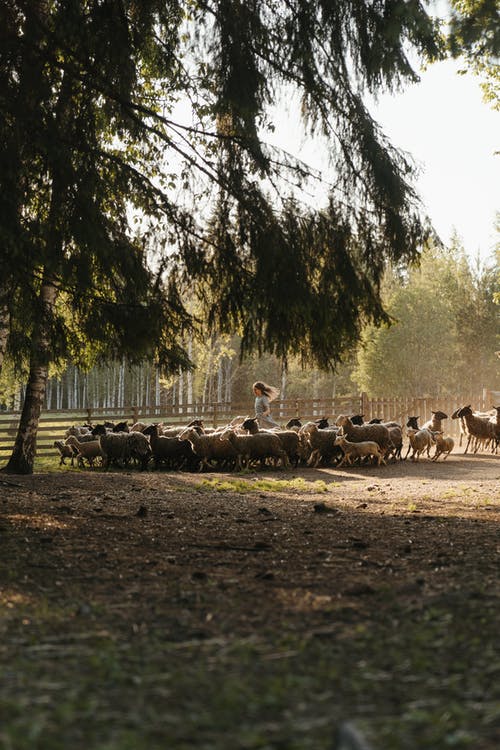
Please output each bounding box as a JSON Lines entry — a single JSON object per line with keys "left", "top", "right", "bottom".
{"left": 178, "top": 428, "right": 238, "bottom": 472}
{"left": 299, "top": 423, "right": 341, "bottom": 468}
{"left": 65, "top": 435, "right": 104, "bottom": 468}
{"left": 431, "top": 432, "right": 455, "bottom": 461}
{"left": 126, "top": 431, "right": 152, "bottom": 470}
{"left": 241, "top": 417, "right": 301, "bottom": 467}
{"left": 455, "top": 405, "right": 496, "bottom": 454}
{"left": 350, "top": 415, "right": 402, "bottom": 460}
{"left": 219, "top": 428, "right": 289, "bottom": 471}
{"left": 161, "top": 419, "right": 205, "bottom": 438}
{"left": 98, "top": 432, "right": 132, "bottom": 469}
{"left": 335, "top": 415, "right": 391, "bottom": 456}
{"left": 64, "top": 424, "right": 92, "bottom": 439}
{"left": 285, "top": 418, "right": 302, "bottom": 431}
{"left": 490, "top": 406, "right": 500, "bottom": 453}
{"left": 143, "top": 424, "right": 197, "bottom": 470}
{"left": 406, "top": 427, "right": 435, "bottom": 462}
{"left": 334, "top": 435, "right": 386, "bottom": 467}
{"left": 53, "top": 440, "right": 76, "bottom": 466}
{"left": 422, "top": 410, "right": 448, "bottom": 433}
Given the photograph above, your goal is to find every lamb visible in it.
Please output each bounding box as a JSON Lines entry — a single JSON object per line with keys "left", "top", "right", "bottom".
{"left": 241, "top": 417, "right": 301, "bottom": 467}
{"left": 431, "top": 432, "right": 455, "bottom": 461}
{"left": 65, "top": 435, "right": 104, "bottom": 468}
{"left": 143, "top": 424, "right": 196, "bottom": 470}
{"left": 219, "top": 428, "right": 289, "bottom": 471}
{"left": 335, "top": 415, "right": 391, "bottom": 456}
{"left": 406, "top": 427, "right": 435, "bottom": 462}
{"left": 178, "top": 428, "right": 238, "bottom": 471}
{"left": 334, "top": 435, "right": 386, "bottom": 467}
{"left": 299, "top": 423, "right": 341, "bottom": 468}
{"left": 455, "top": 405, "right": 496, "bottom": 454}
{"left": 351, "top": 415, "right": 402, "bottom": 460}
{"left": 53, "top": 440, "right": 76, "bottom": 466}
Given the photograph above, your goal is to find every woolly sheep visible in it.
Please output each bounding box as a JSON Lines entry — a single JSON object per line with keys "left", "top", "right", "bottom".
{"left": 65, "top": 435, "right": 104, "bottom": 468}
{"left": 179, "top": 427, "right": 237, "bottom": 471}
{"left": 98, "top": 432, "right": 131, "bottom": 469}
{"left": 431, "top": 432, "right": 454, "bottom": 461}
{"left": 219, "top": 428, "right": 289, "bottom": 471}
{"left": 299, "top": 423, "right": 341, "bottom": 468}
{"left": 406, "top": 427, "right": 435, "bottom": 462}
{"left": 241, "top": 417, "right": 301, "bottom": 467}
{"left": 422, "top": 410, "right": 448, "bottom": 433}
{"left": 334, "top": 435, "right": 386, "bottom": 467}
{"left": 335, "top": 415, "right": 391, "bottom": 455}
{"left": 455, "top": 405, "right": 496, "bottom": 454}
{"left": 53, "top": 440, "right": 76, "bottom": 466}
{"left": 351, "top": 415, "right": 402, "bottom": 460}
{"left": 143, "top": 424, "right": 196, "bottom": 470}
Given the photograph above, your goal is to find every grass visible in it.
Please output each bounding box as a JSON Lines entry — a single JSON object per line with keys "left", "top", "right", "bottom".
{"left": 198, "top": 477, "right": 333, "bottom": 494}
{"left": 1, "top": 592, "right": 498, "bottom": 750}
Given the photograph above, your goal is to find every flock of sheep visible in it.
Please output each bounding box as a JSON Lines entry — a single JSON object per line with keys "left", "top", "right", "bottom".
{"left": 54, "top": 403, "right": 500, "bottom": 472}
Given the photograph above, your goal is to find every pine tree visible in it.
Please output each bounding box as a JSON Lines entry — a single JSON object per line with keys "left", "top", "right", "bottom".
{"left": 1, "top": 1, "right": 447, "bottom": 472}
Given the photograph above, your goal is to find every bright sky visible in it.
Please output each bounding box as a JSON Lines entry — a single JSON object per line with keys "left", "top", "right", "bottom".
{"left": 373, "top": 59, "right": 499, "bottom": 263}
{"left": 266, "top": 58, "right": 498, "bottom": 265}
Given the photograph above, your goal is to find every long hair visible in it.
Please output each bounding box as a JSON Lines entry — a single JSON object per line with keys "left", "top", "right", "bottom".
{"left": 253, "top": 381, "right": 280, "bottom": 402}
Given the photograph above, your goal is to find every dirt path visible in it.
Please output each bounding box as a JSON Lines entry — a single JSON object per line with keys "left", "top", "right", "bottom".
{"left": 1, "top": 454, "right": 499, "bottom": 749}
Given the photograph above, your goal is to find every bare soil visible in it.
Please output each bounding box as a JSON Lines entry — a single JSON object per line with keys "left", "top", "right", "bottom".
{"left": 0, "top": 454, "right": 499, "bottom": 749}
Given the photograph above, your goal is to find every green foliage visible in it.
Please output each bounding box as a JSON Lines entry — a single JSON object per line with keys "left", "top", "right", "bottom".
{"left": 448, "top": 0, "right": 500, "bottom": 107}
{"left": 353, "top": 241, "right": 499, "bottom": 396}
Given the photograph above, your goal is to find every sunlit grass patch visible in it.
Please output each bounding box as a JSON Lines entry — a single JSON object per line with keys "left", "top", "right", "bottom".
{"left": 198, "top": 477, "right": 330, "bottom": 494}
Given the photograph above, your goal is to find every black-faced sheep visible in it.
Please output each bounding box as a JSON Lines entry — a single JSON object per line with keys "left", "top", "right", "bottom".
{"left": 455, "top": 405, "right": 496, "bottom": 454}
{"left": 143, "top": 424, "right": 197, "bottom": 470}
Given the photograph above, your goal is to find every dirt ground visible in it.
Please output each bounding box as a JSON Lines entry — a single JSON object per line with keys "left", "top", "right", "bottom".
{"left": 1, "top": 453, "right": 499, "bottom": 749}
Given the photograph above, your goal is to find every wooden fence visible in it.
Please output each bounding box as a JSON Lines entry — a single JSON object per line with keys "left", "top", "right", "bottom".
{"left": 0, "top": 391, "right": 494, "bottom": 459}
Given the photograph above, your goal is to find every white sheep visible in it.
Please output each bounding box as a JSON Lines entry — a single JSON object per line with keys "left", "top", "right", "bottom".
{"left": 334, "top": 435, "right": 386, "bottom": 467}
{"left": 431, "top": 432, "right": 454, "bottom": 461}
{"left": 406, "top": 427, "right": 435, "bottom": 461}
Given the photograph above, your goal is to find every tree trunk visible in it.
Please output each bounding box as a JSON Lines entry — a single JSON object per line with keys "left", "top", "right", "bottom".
{"left": 0, "top": 301, "right": 10, "bottom": 378}
{"left": 2, "top": 276, "right": 58, "bottom": 474}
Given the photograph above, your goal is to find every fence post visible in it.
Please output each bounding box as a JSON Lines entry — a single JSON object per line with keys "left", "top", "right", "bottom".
{"left": 361, "top": 392, "right": 369, "bottom": 419}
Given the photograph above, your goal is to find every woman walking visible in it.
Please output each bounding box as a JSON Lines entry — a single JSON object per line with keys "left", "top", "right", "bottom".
{"left": 253, "top": 381, "right": 280, "bottom": 429}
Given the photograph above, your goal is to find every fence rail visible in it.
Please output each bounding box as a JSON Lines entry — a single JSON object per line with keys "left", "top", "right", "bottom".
{"left": 0, "top": 391, "right": 493, "bottom": 458}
